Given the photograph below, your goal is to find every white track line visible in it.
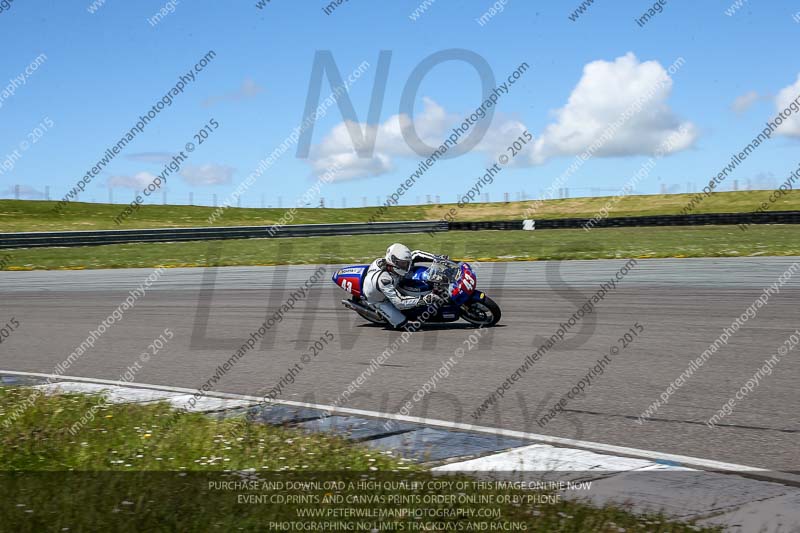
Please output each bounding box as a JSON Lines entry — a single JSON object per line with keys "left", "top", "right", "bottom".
{"left": 3, "top": 369, "right": 798, "bottom": 486}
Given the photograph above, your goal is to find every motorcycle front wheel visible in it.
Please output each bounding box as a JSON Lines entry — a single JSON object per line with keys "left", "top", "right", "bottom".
{"left": 461, "top": 296, "right": 501, "bottom": 327}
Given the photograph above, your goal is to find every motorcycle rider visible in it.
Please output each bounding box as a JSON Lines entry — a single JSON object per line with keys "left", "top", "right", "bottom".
{"left": 363, "top": 243, "right": 444, "bottom": 329}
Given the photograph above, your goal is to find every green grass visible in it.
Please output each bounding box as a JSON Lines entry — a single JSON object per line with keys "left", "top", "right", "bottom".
{"left": 0, "top": 387, "right": 717, "bottom": 532}
{"left": 0, "top": 387, "right": 403, "bottom": 472}
{"left": 2, "top": 190, "right": 799, "bottom": 232}
{"left": 2, "top": 225, "right": 799, "bottom": 271}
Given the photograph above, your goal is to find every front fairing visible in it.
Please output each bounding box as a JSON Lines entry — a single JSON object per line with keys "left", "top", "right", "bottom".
{"left": 400, "top": 261, "right": 478, "bottom": 307}
{"left": 449, "top": 263, "right": 477, "bottom": 306}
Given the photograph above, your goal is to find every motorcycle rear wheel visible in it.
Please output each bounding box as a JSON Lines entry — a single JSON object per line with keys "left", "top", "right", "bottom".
{"left": 461, "top": 296, "right": 501, "bottom": 327}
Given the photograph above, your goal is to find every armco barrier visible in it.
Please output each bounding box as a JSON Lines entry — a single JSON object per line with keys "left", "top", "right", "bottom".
{"left": 450, "top": 210, "right": 800, "bottom": 231}
{"left": 1, "top": 211, "right": 797, "bottom": 249}
{"left": 0, "top": 221, "right": 448, "bottom": 249}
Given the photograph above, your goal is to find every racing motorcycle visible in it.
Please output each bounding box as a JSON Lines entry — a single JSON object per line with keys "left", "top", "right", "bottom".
{"left": 332, "top": 257, "right": 501, "bottom": 327}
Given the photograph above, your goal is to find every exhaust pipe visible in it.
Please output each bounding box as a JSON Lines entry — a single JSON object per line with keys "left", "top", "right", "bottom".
{"left": 341, "top": 299, "right": 384, "bottom": 322}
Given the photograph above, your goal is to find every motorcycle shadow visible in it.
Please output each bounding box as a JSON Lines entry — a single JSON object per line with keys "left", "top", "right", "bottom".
{"left": 355, "top": 323, "right": 507, "bottom": 332}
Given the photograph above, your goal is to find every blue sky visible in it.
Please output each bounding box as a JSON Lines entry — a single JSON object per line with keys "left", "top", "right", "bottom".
{"left": 1, "top": 0, "right": 799, "bottom": 208}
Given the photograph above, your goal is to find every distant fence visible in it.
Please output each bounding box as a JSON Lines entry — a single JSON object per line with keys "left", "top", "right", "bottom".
{"left": 1, "top": 211, "right": 798, "bottom": 249}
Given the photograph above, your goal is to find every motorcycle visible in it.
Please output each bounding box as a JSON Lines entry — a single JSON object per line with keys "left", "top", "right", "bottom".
{"left": 332, "top": 257, "right": 501, "bottom": 327}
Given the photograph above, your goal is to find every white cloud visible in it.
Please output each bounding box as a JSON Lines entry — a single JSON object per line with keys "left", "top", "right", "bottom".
{"left": 202, "top": 78, "right": 264, "bottom": 107}
{"left": 107, "top": 172, "right": 157, "bottom": 189}
{"left": 306, "top": 97, "right": 528, "bottom": 180}
{"left": 731, "top": 91, "right": 760, "bottom": 113}
{"left": 305, "top": 53, "right": 696, "bottom": 180}
{"left": 775, "top": 74, "right": 800, "bottom": 137}
{"left": 473, "top": 114, "right": 531, "bottom": 166}
{"left": 528, "top": 53, "right": 697, "bottom": 164}
{"left": 125, "top": 152, "right": 175, "bottom": 164}
{"left": 307, "top": 97, "right": 453, "bottom": 180}
{"left": 180, "top": 164, "right": 235, "bottom": 186}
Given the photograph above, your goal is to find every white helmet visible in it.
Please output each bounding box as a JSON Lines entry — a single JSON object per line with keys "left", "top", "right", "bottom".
{"left": 385, "top": 243, "right": 412, "bottom": 276}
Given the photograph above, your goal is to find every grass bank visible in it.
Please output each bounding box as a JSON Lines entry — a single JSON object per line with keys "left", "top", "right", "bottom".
{"left": 0, "top": 387, "right": 715, "bottom": 531}
{"left": 1, "top": 225, "right": 798, "bottom": 271}
{"left": 2, "top": 190, "right": 798, "bottom": 232}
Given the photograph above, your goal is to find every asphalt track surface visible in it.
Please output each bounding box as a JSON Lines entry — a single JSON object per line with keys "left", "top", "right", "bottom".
{"left": 1, "top": 257, "right": 798, "bottom": 471}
